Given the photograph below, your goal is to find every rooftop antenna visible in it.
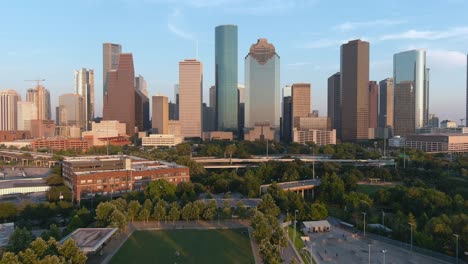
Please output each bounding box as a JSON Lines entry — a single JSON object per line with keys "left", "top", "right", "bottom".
{"left": 195, "top": 39, "right": 199, "bottom": 60}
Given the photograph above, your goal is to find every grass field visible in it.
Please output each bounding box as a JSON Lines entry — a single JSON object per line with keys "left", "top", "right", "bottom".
{"left": 356, "top": 184, "right": 387, "bottom": 196}
{"left": 110, "top": 229, "right": 255, "bottom": 264}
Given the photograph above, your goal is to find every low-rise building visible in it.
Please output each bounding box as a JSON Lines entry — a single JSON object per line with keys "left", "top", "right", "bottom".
{"left": 293, "top": 128, "right": 336, "bottom": 146}
{"left": 388, "top": 136, "right": 405, "bottom": 147}
{"left": 142, "top": 134, "right": 184, "bottom": 147}
{"left": 30, "top": 120, "right": 56, "bottom": 138}
{"left": 202, "top": 131, "right": 233, "bottom": 141}
{"left": 82, "top": 120, "right": 129, "bottom": 147}
{"left": 31, "top": 138, "right": 89, "bottom": 152}
{"left": 244, "top": 122, "right": 275, "bottom": 141}
{"left": 0, "top": 131, "right": 32, "bottom": 142}
{"left": 62, "top": 155, "right": 190, "bottom": 202}
{"left": 405, "top": 133, "right": 468, "bottom": 153}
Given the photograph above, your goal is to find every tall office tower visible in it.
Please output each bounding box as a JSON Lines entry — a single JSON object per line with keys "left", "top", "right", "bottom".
{"left": 26, "top": 85, "right": 51, "bottom": 120}
{"left": 135, "top": 89, "right": 149, "bottom": 131}
{"left": 58, "top": 93, "right": 86, "bottom": 128}
{"left": 209, "top": 86, "right": 216, "bottom": 108}
{"left": 378, "top": 78, "right": 394, "bottom": 129}
{"left": 292, "top": 83, "right": 311, "bottom": 129}
{"left": 327, "top": 72, "right": 341, "bottom": 140}
{"left": 135, "top": 75, "right": 148, "bottom": 97}
{"left": 281, "top": 96, "right": 292, "bottom": 143}
{"left": 0, "top": 89, "right": 20, "bottom": 130}
{"left": 17, "top": 101, "right": 37, "bottom": 131}
{"left": 283, "top": 85, "right": 292, "bottom": 97}
{"left": 394, "top": 81, "right": 415, "bottom": 136}
{"left": 103, "top": 53, "right": 135, "bottom": 135}
{"left": 238, "top": 84, "right": 245, "bottom": 103}
{"left": 466, "top": 54, "right": 467, "bottom": 126}
{"left": 179, "top": 59, "right": 202, "bottom": 138}
{"left": 74, "top": 68, "right": 94, "bottom": 130}
{"left": 174, "top": 84, "right": 179, "bottom": 104}
{"left": 103, "top": 43, "right": 122, "bottom": 97}
{"left": 393, "top": 49, "right": 429, "bottom": 134}
{"left": 340, "top": 39, "right": 370, "bottom": 141}
{"left": 152, "top": 95, "right": 168, "bottom": 134}
{"left": 169, "top": 102, "right": 179, "bottom": 120}
{"left": 368, "top": 81, "right": 379, "bottom": 129}
{"left": 428, "top": 114, "right": 439, "bottom": 128}
{"left": 202, "top": 103, "right": 216, "bottom": 132}
{"left": 215, "top": 25, "right": 238, "bottom": 132}
{"left": 245, "top": 38, "right": 280, "bottom": 133}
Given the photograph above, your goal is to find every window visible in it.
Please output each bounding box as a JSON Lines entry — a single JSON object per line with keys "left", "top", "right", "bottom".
{"left": 97, "top": 179, "right": 102, "bottom": 184}
{"left": 87, "top": 180, "right": 92, "bottom": 183}
{"left": 80, "top": 180, "right": 86, "bottom": 184}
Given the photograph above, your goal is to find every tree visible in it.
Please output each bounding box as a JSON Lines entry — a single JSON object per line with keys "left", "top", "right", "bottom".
{"left": 109, "top": 209, "right": 127, "bottom": 229}
{"left": 176, "top": 182, "right": 196, "bottom": 204}
{"left": 181, "top": 202, "right": 192, "bottom": 222}
{"left": 203, "top": 201, "right": 217, "bottom": 220}
{"left": 59, "top": 239, "right": 87, "bottom": 264}
{"left": 258, "top": 194, "right": 280, "bottom": 218}
{"left": 46, "top": 174, "right": 63, "bottom": 186}
{"left": 139, "top": 199, "right": 153, "bottom": 223}
{"left": 29, "top": 238, "right": 48, "bottom": 259}
{"left": 95, "top": 202, "right": 116, "bottom": 227}
{"left": 0, "top": 202, "right": 17, "bottom": 221}
{"left": 153, "top": 200, "right": 167, "bottom": 224}
{"left": 225, "top": 144, "right": 237, "bottom": 163}
{"left": 8, "top": 228, "right": 33, "bottom": 253}
{"left": 310, "top": 203, "right": 328, "bottom": 220}
{"left": 0, "top": 252, "right": 19, "bottom": 264}
{"left": 18, "top": 248, "right": 38, "bottom": 264}
{"left": 318, "top": 173, "right": 344, "bottom": 204}
{"left": 168, "top": 202, "right": 180, "bottom": 224}
{"left": 110, "top": 198, "right": 128, "bottom": 212}
{"left": 127, "top": 200, "right": 142, "bottom": 222}
{"left": 192, "top": 200, "right": 205, "bottom": 221}
{"left": 144, "top": 180, "right": 177, "bottom": 202}
{"left": 235, "top": 201, "right": 248, "bottom": 219}
{"left": 222, "top": 200, "right": 232, "bottom": 219}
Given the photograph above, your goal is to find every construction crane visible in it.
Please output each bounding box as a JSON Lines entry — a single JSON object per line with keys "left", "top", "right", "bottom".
{"left": 24, "top": 79, "right": 45, "bottom": 87}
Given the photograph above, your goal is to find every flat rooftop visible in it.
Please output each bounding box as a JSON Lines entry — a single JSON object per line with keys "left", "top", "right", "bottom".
{"left": 261, "top": 179, "right": 321, "bottom": 191}
{"left": 60, "top": 228, "right": 118, "bottom": 253}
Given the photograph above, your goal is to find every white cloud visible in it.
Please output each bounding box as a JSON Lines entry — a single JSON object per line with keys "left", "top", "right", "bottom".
{"left": 380, "top": 27, "right": 468, "bottom": 40}
{"left": 334, "top": 19, "right": 405, "bottom": 31}
{"left": 427, "top": 49, "right": 467, "bottom": 68}
{"left": 300, "top": 37, "right": 372, "bottom": 49}
{"left": 167, "top": 8, "right": 197, "bottom": 41}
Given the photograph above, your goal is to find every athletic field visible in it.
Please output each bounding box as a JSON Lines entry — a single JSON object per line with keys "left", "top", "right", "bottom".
{"left": 110, "top": 228, "right": 255, "bottom": 264}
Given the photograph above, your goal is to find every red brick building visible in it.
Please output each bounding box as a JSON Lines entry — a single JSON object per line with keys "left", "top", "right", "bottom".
{"left": 62, "top": 156, "right": 190, "bottom": 202}
{"left": 31, "top": 138, "right": 89, "bottom": 152}
{"left": 0, "top": 130, "right": 31, "bottom": 142}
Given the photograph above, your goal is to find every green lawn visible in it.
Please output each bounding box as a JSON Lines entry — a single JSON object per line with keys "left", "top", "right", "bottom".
{"left": 356, "top": 184, "right": 387, "bottom": 196}
{"left": 110, "top": 229, "right": 255, "bottom": 264}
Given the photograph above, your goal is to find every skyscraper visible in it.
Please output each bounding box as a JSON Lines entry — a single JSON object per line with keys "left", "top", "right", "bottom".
{"left": 74, "top": 68, "right": 94, "bottom": 130}
{"left": 179, "top": 59, "right": 202, "bottom": 138}
{"left": 281, "top": 96, "right": 292, "bottom": 143}
{"left": 466, "top": 54, "right": 467, "bottom": 126}
{"left": 152, "top": 95, "right": 169, "bottom": 134}
{"left": 244, "top": 38, "right": 280, "bottom": 132}
{"left": 0, "top": 89, "right": 20, "bottom": 130}
{"left": 215, "top": 25, "right": 238, "bottom": 132}
{"left": 135, "top": 89, "right": 149, "bottom": 132}
{"left": 209, "top": 85, "right": 216, "bottom": 109}
{"left": 340, "top": 39, "right": 370, "bottom": 141}
{"left": 379, "top": 78, "right": 394, "bottom": 129}
{"left": 103, "top": 53, "right": 135, "bottom": 135}
{"left": 327, "top": 72, "right": 341, "bottom": 140}
{"left": 393, "top": 49, "right": 429, "bottom": 134}
{"left": 17, "top": 101, "right": 37, "bottom": 131}
{"left": 237, "top": 84, "right": 245, "bottom": 104}
{"left": 103, "top": 43, "right": 122, "bottom": 97}
{"left": 26, "top": 85, "right": 51, "bottom": 121}
{"left": 292, "top": 83, "right": 311, "bottom": 129}
{"left": 135, "top": 75, "right": 148, "bottom": 97}
{"left": 58, "top": 93, "right": 85, "bottom": 129}
{"left": 368, "top": 81, "right": 379, "bottom": 129}
{"left": 394, "top": 81, "right": 415, "bottom": 136}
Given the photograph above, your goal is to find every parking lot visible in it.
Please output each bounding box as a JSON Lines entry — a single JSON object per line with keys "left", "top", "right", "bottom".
{"left": 307, "top": 226, "right": 449, "bottom": 264}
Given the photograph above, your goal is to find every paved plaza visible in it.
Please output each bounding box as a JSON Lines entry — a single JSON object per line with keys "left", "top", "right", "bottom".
{"left": 307, "top": 226, "right": 449, "bottom": 264}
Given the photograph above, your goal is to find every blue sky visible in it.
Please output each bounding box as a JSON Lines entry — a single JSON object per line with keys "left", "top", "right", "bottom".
{"left": 1, "top": 0, "right": 467, "bottom": 122}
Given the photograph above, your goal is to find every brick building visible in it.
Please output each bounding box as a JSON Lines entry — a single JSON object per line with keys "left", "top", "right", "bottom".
{"left": 62, "top": 156, "right": 190, "bottom": 202}
{"left": 31, "top": 138, "right": 89, "bottom": 152}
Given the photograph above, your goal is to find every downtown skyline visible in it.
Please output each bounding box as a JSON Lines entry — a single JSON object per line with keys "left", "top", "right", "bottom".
{"left": 1, "top": 1, "right": 467, "bottom": 122}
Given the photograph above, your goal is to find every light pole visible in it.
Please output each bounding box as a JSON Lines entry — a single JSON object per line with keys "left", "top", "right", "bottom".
{"left": 361, "top": 212, "right": 367, "bottom": 237}
{"left": 453, "top": 234, "right": 459, "bottom": 264}
{"left": 382, "top": 211, "right": 385, "bottom": 227}
{"left": 312, "top": 146, "right": 315, "bottom": 180}
{"left": 293, "top": 210, "right": 299, "bottom": 244}
{"left": 408, "top": 223, "right": 414, "bottom": 251}
{"left": 382, "top": 249, "right": 387, "bottom": 264}
{"left": 368, "top": 244, "right": 371, "bottom": 264}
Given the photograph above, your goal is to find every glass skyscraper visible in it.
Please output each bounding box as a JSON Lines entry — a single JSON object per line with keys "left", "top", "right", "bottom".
{"left": 244, "top": 38, "right": 280, "bottom": 132}
{"left": 393, "top": 49, "right": 429, "bottom": 135}
{"left": 215, "top": 25, "right": 238, "bottom": 132}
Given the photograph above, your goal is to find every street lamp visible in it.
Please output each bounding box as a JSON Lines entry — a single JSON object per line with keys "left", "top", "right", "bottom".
{"left": 408, "top": 223, "right": 414, "bottom": 251}
{"left": 361, "top": 212, "right": 367, "bottom": 237}
{"left": 382, "top": 211, "right": 385, "bottom": 227}
{"left": 293, "top": 210, "right": 299, "bottom": 244}
{"left": 453, "top": 234, "right": 459, "bottom": 264}
{"left": 368, "top": 244, "right": 371, "bottom": 264}
{"left": 382, "top": 249, "right": 387, "bottom": 264}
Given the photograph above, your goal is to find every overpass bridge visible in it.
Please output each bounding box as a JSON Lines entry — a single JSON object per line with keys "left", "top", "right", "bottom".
{"left": 193, "top": 156, "right": 395, "bottom": 169}
{"left": 0, "top": 150, "right": 58, "bottom": 167}
{"left": 260, "top": 179, "right": 321, "bottom": 199}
